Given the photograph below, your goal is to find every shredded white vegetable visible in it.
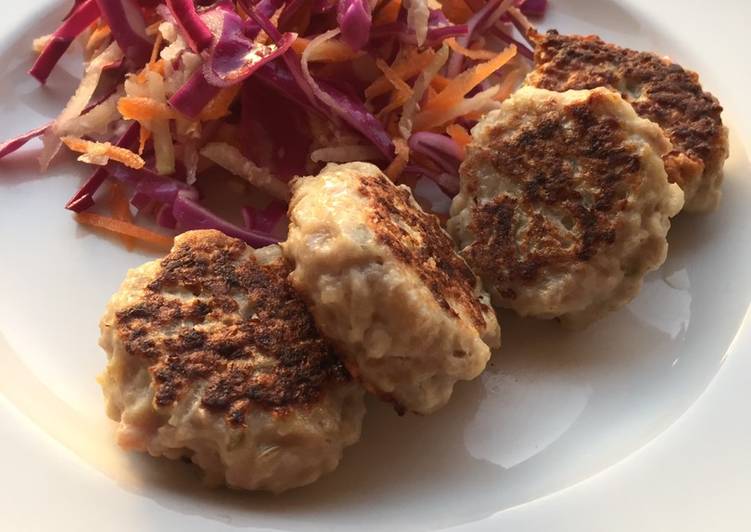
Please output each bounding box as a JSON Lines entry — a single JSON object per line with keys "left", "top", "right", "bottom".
{"left": 39, "top": 41, "right": 124, "bottom": 170}
{"left": 399, "top": 43, "right": 449, "bottom": 139}
{"left": 146, "top": 70, "right": 176, "bottom": 175}
{"left": 301, "top": 29, "right": 346, "bottom": 119}
{"left": 406, "top": 0, "right": 430, "bottom": 47}
{"left": 200, "top": 142, "right": 290, "bottom": 201}
{"left": 58, "top": 90, "right": 122, "bottom": 138}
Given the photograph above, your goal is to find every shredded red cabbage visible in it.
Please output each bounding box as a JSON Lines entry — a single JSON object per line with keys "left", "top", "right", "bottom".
{"left": 317, "top": 80, "right": 395, "bottom": 159}
{"left": 239, "top": 0, "right": 284, "bottom": 39}
{"left": 0, "top": 84, "right": 118, "bottom": 160}
{"left": 518, "top": 0, "right": 548, "bottom": 17}
{"left": 0, "top": 124, "right": 50, "bottom": 160}
{"left": 94, "top": 0, "right": 151, "bottom": 65}
{"left": 169, "top": 69, "right": 221, "bottom": 117}
{"left": 431, "top": 172, "right": 460, "bottom": 196}
{"left": 172, "top": 190, "right": 279, "bottom": 246}
{"left": 110, "top": 164, "right": 196, "bottom": 203}
{"left": 491, "top": 25, "right": 534, "bottom": 60}
{"left": 166, "top": 0, "right": 214, "bottom": 52}
{"left": 29, "top": 0, "right": 100, "bottom": 84}
{"left": 129, "top": 191, "right": 152, "bottom": 210}
{"left": 241, "top": 200, "right": 288, "bottom": 240}
{"left": 241, "top": 79, "right": 312, "bottom": 179}
{"left": 156, "top": 203, "right": 178, "bottom": 228}
{"left": 446, "top": 0, "right": 507, "bottom": 77}
{"left": 203, "top": 9, "right": 296, "bottom": 88}
{"left": 408, "top": 131, "right": 462, "bottom": 174}
{"left": 312, "top": 0, "right": 337, "bottom": 13}
{"left": 5, "top": 0, "right": 549, "bottom": 249}
{"left": 370, "top": 15, "right": 467, "bottom": 47}
{"left": 278, "top": 0, "right": 307, "bottom": 31}
{"left": 413, "top": 175, "right": 452, "bottom": 215}
{"left": 247, "top": 7, "right": 320, "bottom": 108}
{"left": 255, "top": 61, "right": 315, "bottom": 110}
{"left": 337, "top": 0, "right": 372, "bottom": 51}
{"left": 65, "top": 122, "right": 140, "bottom": 211}
{"left": 405, "top": 164, "right": 460, "bottom": 196}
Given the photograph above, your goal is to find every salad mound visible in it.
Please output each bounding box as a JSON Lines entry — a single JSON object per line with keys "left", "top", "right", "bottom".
{"left": 0, "top": 0, "right": 546, "bottom": 249}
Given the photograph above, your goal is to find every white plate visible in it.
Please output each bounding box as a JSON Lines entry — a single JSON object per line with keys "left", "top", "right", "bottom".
{"left": 1, "top": 1, "right": 750, "bottom": 530}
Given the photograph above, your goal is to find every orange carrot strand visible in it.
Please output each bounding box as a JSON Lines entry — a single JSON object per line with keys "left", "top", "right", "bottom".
{"left": 75, "top": 212, "right": 173, "bottom": 249}
{"left": 374, "top": 0, "right": 402, "bottom": 26}
{"left": 445, "top": 123, "right": 472, "bottom": 157}
{"left": 424, "top": 45, "right": 517, "bottom": 112}
{"left": 108, "top": 182, "right": 136, "bottom": 250}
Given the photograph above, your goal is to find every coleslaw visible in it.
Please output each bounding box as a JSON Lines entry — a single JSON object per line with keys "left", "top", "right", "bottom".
{"left": 0, "top": 0, "right": 545, "bottom": 248}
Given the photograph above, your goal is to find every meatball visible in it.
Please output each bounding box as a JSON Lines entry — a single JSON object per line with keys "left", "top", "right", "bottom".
{"left": 98, "top": 230, "right": 365, "bottom": 493}
{"left": 448, "top": 87, "right": 684, "bottom": 326}
{"left": 526, "top": 30, "right": 729, "bottom": 212}
{"left": 283, "top": 162, "right": 500, "bottom": 415}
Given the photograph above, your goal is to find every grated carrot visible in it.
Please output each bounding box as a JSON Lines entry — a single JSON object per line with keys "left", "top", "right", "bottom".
{"left": 62, "top": 136, "right": 145, "bottom": 169}
{"left": 235, "top": 1, "right": 249, "bottom": 20}
{"left": 138, "top": 125, "right": 151, "bottom": 155}
{"left": 199, "top": 84, "right": 242, "bottom": 121}
{"left": 507, "top": 6, "right": 534, "bottom": 35}
{"left": 423, "top": 45, "right": 516, "bottom": 112}
{"left": 86, "top": 24, "right": 112, "bottom": 54}
{"left": 415, "top": 85, "right": 499, "bottom": 130}
{"left": 148, "top": 59, "right": 165, "bottom": 76}
{"left": 365, "top": 49, "right": 436, "bottom": 100}
{"left": 385, "top": 138, "right": 410, "bottom": 181}
{"left": 291, "top": 37, "right": 362, "bottom": 62}
{"left": 430, "top": 74, "right": 451, "bottom": 91}
{"left": 375, "top": 59, "right": 413, "bottom": 97}
{"left": 398, "top": 43, "right": 449, "bottom": 138}
{"left": 150, "top": 34, "right": 163, "bottom": 65}
{"left": 118, "top": 96, "right": 175, "bottom": 122}
{"left": 446, "top": 37, "right": 497, "bottom": 60}
{"left": 271, "top": 6, "right": 283, "bottom": 27}
{"left": 75, "top": 212, "right": 173, "bottom": 249}
{"left": 134, "top": 59, "right": 165, "bottom": 85}
{"left": 145, "top": 20, "right": 163, "bottom": 36}
{"left": 291, "top": 37, "right": 308, "bottom": 55}
{"left": 380, "top": 90, "right": 412, "bottom": 116}
{"left": 495, "top": 63, "right": 527, "bottom": 101}
{"left": 374, "top": 0, "right": 402, "bottom": 26}
{"left": 445, "top": 123, "right": 472, "bottom": 156}
{"left": 462, "top": 110, "right": 485, "bottom": 120}
{"left": 439, "top": 0, "right": 473, "bottom": 23}
{"left": 108, "top": 181, "right": 135, "bottom": 249}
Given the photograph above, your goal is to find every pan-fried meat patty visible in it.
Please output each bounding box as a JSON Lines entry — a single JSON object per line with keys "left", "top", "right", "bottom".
{"left": 526, "top": 30, "right": 729, "bottom": 213}
{"left": 449, "top": 87, "right": 684, "bottom": 325}
{"left": 283, "top": 162, "right": 500, "bottom": 415}
{"left": 99, "top": 230, "right": 365, "bottom": 493}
